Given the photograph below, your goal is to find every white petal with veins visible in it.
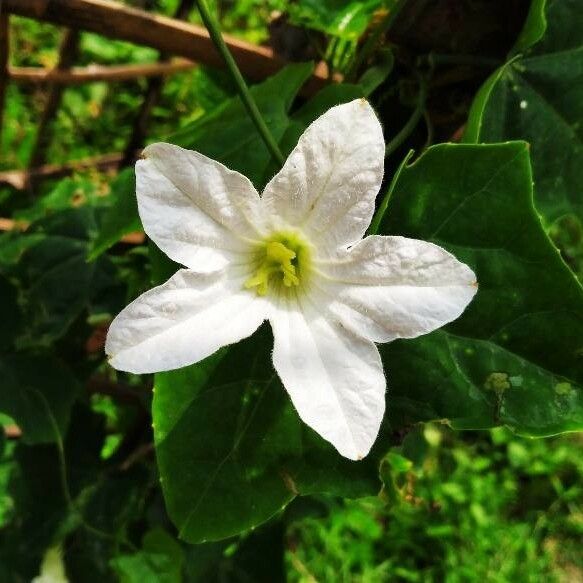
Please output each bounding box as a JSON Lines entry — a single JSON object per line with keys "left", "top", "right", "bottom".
{"left": 270, "top": 298, "right": 385, "bottom": 460}
{"left": 106, "top": 268, "right": 267, "bottom": 374}
{"left": 137, "top": 143, "right": 265, "bottom": 272}
{"left": 261, "top": 100, "right": 385, "bottom": 251}
{"left": 316, "top": 235, "right": 477, "bottom": 342}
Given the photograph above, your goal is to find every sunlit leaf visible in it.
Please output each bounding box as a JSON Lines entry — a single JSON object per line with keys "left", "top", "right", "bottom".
{"left": 287, "top": 0, "right": 385, "bottom": 40}
{"left": 110, "top": 528, "right": 184, "bottom": 583}
{"left": 88, "top": 170, "right": 141, "bottom": 261}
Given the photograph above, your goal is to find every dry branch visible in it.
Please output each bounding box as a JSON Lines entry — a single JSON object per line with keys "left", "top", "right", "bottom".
{"left": 0, "top": 15, "right": 9, "bottom": 144}
{"left": 4, "top": 425, "right": 22, "bottom": 439}
{"left": 3, "top": 0, "right": 329, "bottom": 93}
{"left": 9, "top": 59, "right": 196, "bottom": 85}
{"left": 122, "top": 0, "right": 195, "bottom": 166}
{"left": 0, "top": 151, "right": 127, "bottom": 190}
{"left": 0, "top": 214, "right": 144, "bottom": 244}
{"left": 28, "top": 29, "right": 81, "bottom": 172}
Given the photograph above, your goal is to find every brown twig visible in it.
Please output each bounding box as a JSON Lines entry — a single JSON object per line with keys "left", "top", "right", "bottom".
{"left": 2, "top": 0, "right": 329, "bottom": 94}
{"left": 122, "top": 0, "right": 195, "bottom": 167}
{"left": 87, "top": 374, "right": 149, "bottom": 409}
{"left": 119, "top": 442, "right": 154, "bottom": 471}
{"left": 0, "top": 151, "right": 134, "bottom": 190}
{"left": 28, "top": 29, "right": 81, "bottom": 176}
{"left": 0, "top": 14, "right": 9, "bottom": 146}
{"left": 8, "top": 59, "right": 197, "bottom": 85}
{"left": 0, "top": 214, "right": 144, "bottom": 244}
{"left": 4, "top": 424, "right": 22, "bottom": 439}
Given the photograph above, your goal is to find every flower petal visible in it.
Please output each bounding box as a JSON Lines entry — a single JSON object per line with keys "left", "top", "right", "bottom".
{"left": 106, "top": 269, "right": 267, "bottom": 374}
{"left": 316, "top": 235, "right": 477, "bottom": 342}
{"left": 137, "top": 143, "right": 265, "bottom": 272}
{"left": 270, "top": 300, "right": 385, "bottom": 460}
{"left": 262, "top": 99, "right": 384, "bottom": 251}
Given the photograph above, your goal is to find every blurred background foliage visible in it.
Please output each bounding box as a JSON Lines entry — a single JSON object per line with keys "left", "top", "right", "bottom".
{"left": 285, "top": 426, "right": 583, "bottom": 582}
{"left": 0, "top": 0, "right": 581, "bottom": 581}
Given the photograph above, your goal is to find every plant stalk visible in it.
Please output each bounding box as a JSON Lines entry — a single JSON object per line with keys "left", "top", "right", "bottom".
{"left": 194, "top": 0, "right": 284, "bottom": 166}
{"left": 385, "top": 72, "right": 428, "bottom": 158}
{"left": 368, "top": 149, "right": 414, "bottom": 236}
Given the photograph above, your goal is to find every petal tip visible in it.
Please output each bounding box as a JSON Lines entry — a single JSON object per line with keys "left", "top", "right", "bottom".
{"left": 141, "top": 142, "right": 174, "bottom": 159}
{"left": 342, "top": 448, "right": 369, "bottom": 462}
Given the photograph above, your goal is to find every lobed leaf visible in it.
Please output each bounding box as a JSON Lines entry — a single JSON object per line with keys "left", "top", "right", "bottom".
{"left": 464, "top": 0, "right": 583, "bottom": 226}
{"left": 380, "top": 142, "right": 583, "bottom": 435}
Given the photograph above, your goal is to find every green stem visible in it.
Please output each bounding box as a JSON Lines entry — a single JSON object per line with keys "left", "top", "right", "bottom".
{"left": 385, "top": 72, "right": 427, "bottom": 158}
{"left": 194, "top": 0, "right": 284, "bottom": 166}
{"left": 368, "top": 149, "right": 414, "bottom": 235}
{"left": 35, "top": 390, "right": 73, "bottom": 508}
{"left": 422, "top": 109, "right": 434, "bottom": 151}
{"left": 346, "top": 0, "right": 407, "bottom": 81}
{"left": 35, "top": 389, "right": 137, "bottom": 551}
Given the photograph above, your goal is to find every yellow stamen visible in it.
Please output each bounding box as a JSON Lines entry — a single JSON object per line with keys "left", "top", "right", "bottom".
{"left": 245, "top": 238, "right": 306, "bottom": 296}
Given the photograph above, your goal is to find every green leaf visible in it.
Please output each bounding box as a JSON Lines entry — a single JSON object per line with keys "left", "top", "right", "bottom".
{"left": 464, "top": 0, "right": 583, "bottom": 225}
{"left": 13, "top": 209, "right": 121, "bottom": 345}
{"left": 357, "top": 49, "right": 395, "bottom": 96}
{"left": 0, "top": 354, "right": 80, "bottom": 445}
{"left": 14, "top": 176, "right": 107, "bottom": 224}
{"left": 379, "top": 142, "right": 583, "bottom": 435}
{"left": 287, "top": 0, "right": 384, "bottom": 40}
{"left": 0, "top": 443, "right": 69, "bottom": 578}
{"left": 512, "top": 0, "right": 546, "bottom": 54}
{"left": 153, "top": 326, "right": 382, "bottom": 544}
{"left": 88, "top": 169, "right": 141, "bottom": 261}
{"left": 110, "top": 528, "right": 184, "bottom": 583}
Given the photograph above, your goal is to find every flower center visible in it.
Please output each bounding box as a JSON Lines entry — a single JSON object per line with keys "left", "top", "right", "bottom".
{"left": 244, "top": 232, "right": 311, "bottom": 297}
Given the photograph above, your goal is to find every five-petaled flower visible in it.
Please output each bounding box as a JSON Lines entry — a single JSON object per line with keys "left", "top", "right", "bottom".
{"left": 106, "top": 99, "right": 477, "bottom": 460}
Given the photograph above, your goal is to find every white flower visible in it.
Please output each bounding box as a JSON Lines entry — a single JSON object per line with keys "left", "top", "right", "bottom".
{"left": 32, "top": 546, "right": 69, "bottom": 583}
{"left": 106, "top": 99, "right": 477, "bottom": 460}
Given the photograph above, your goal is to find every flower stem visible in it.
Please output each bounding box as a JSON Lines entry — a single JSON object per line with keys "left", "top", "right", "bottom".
{"left": 385, "top": 72, "right": 428, "bottom": 158}
{"left": 368, "top": 149, "right": 414, "bottom": 236}
{"left": 346, "top": 0, "right": 407, "bottom": 81}
{"left": 194, "top": 0, "right": 284, "bottom": 166}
